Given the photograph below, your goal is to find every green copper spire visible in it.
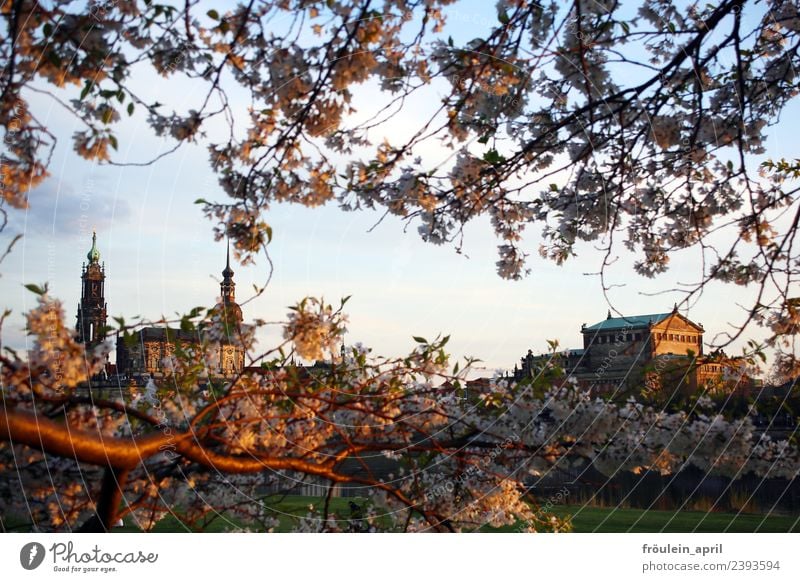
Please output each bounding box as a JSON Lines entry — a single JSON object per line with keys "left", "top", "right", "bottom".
{"left": 87, "top": 230, "right": 100, "bottom": 263}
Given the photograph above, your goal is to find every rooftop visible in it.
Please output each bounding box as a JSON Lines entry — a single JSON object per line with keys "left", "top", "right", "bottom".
{"left": 583, "top": 312, "right": 672, "bottom": 332}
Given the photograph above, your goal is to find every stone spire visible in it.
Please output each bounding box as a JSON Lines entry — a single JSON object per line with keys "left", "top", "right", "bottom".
{"left": 221, "top": 238, "right": 235, "bottom": 303}
{"left": 215, "top": 239, "right": 242, "bottom": 326}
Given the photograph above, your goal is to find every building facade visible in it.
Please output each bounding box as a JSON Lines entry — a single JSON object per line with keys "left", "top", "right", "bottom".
{"left": 515, "top": 307, "right": 753, "bottom": 395}
{"left": 74, "top": 233, "right": 246, "bottom": 381}
{"left": 115, "top": 245, "right": 246, "bottom": 380}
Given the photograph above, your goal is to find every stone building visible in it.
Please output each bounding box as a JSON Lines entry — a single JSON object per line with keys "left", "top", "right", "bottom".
{"left": 515, "top": 307, "right": 754, "bottom": 395}
{"left": 74, "top": 233, "right": 246, "bottom": 381}
{"left": 75, "top": 231, "right": 108, "bottom": 350}
{"left": 115, "top": 245, "right": 246, "bottom": 379}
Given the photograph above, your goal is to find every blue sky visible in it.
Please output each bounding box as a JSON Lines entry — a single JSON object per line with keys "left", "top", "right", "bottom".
{"left": 1, "top": 1, "right": 795, "bottom": 374}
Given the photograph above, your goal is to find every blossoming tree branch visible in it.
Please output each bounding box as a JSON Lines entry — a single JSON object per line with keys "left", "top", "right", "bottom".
{"left": 1, "top": 0, "right": 799, "bottom": 531}
{"left": 2, "top": 0, "right": 799, "bottom": 371}
{"left": 2, "top": 292, "right": 797, "bottom": 531}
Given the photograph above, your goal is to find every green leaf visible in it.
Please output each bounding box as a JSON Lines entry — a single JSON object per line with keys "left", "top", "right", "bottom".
{"left": 80, "top": 80, "right": 93, "bottom": 101}
{"left": 108, "top": 135, "right": 118, "bottom": 150}
{"left": 498, "top": 9, "right": 510, "bottom": 24}
{"left": 207, "top": 9, "right": 219, "bottom": 20}
{"left": 47, "top": 51, "right": 62, "bottom": 67}
{"left": 194, "top": 198, "right": 208, "bottom": 204}
{"left": 483, "top": 149, "right": 506, "bottom": 165}
{"left": 127, "top": 102, "right": 135, "bottom": 116}
{"left": 265, "top": 225, "right": 273, "bottom": 243}
{"left": 24, "top": 283, "right": 47, "bottom": 296}
{"left": 412, "top": 336, "right": 428, "bottom": 344}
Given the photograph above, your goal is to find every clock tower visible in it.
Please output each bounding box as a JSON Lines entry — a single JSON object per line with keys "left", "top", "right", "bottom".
{"left": 76, "top": 231, "right": 108, "bottom": 348}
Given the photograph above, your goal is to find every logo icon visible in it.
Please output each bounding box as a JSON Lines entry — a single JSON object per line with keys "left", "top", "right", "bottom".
{"left": 20, "top": 542, "right": 46, "bottom": 570}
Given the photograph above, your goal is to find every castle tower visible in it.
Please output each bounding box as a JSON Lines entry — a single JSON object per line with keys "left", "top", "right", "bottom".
{"left": 76, "top": 231, "right": 108, "bottom": 349}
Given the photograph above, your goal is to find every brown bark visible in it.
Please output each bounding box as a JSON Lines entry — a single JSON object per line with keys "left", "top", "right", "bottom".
{"left": 0, "top": 406, "right": 445, "bottom": 530}
{"left": 75, "top": 466, "right": 129, "bottom": 533}
{"left": 1, "top": 406, "right": 339, "bottom": 476}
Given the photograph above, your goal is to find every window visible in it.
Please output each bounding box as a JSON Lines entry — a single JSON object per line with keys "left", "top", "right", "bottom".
{"left": 669, "top": 334, "right": 674, "bottom": 341}
{"left": 626, "top": 333, "right": 632, "bottom": 341}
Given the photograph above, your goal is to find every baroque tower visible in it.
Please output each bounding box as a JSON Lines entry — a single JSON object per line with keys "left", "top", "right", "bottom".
{"left": 212, "top": 241, "right": 245, "bottom": 375}
{"left": 215, "top": 240, "right": 243, "bottom": 326}
{"left": 76, "top": 231, "right": 108, "bottom": 348}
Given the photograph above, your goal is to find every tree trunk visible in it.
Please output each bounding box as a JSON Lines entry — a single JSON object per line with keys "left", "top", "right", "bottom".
{"left": 76, "top": 466, "right": 129, "bottom": 533}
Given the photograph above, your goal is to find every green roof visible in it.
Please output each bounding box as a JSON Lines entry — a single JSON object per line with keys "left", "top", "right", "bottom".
{"left": 583, "top": 312, "right": 671, "bottom": 332}
{"left": 87, "top": 231, "right": 100, "bottom": 263}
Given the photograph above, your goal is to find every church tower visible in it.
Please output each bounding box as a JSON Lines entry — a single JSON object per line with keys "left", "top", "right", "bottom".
{"left": 76, "top": 231, "right": 108, "bottom": 348}
{"left": 212, "top": 241, "right": 244, "bottom": 376}
{"left": 215, "top": 240, "right": 243, "bottom": 327}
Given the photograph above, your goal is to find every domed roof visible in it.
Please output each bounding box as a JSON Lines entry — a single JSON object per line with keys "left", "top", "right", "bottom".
{"left": 214, "top": 300, "right": 242, "bottom": 322}
{"left": 87, "top": 231, "right": 100, "bottom": 263}
{"left": 212, "top": 301, "right": 243, "bottom": 334}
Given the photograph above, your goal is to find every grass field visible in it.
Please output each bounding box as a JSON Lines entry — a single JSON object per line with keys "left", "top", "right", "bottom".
{"left": 108, "top": 497, "right": 799, "bottom": 533}
{"left": 515, "top": 505, "right": 799, "bottom": 533}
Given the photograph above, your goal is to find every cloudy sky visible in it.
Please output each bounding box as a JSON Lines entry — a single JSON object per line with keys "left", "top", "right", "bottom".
{"left": 1, "top": 1, "right": 795, "bottom": 374}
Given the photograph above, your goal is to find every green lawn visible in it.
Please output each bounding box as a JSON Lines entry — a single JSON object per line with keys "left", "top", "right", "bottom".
{"left": 533, "top": 505, "right": 798, "bottom": 533}
{"left": 110, "top": 498, "right": 799, "bottom": 533}
{"left": 115, "top": 495, "right": 366, "bottom": 533}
